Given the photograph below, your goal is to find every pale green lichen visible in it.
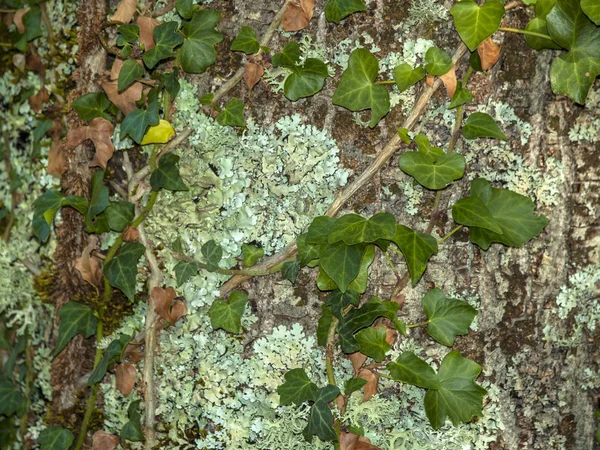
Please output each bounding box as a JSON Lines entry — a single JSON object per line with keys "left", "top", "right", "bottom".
{"left": 569, "top": 88, "right": 600, "bottom": 143}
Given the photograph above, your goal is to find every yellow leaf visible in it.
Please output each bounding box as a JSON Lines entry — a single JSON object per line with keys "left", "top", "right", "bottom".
{"left": 140, "top": 120, "right": 175, "bottom": 145}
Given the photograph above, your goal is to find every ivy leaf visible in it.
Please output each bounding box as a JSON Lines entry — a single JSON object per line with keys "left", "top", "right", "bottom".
{"left": 456, "top": 178, "right": 549, "bottom": 250}
{"left": 179, "top": 9, "right": 224, "bottom": 73}
{"left": 325, "top": 289, "right": 359, "bottom": 320}
{"left": 33, "top": 190, "right": 88, "bottom": 242}
{"left": 303, "top": 385, "right": 340, "bottom": 442}
{"left": 424, "top": 351, "right": 487, "bottom": 429}
{"left": 118, "top": 59, "right": 145, "bottom": 91}
{"left": 317, "top": 244, "right": 375, "bottom": 294}
{"left": 142, "top": 21, "right": 183, "bottom": 68}
{"left": 387, "top": 351, "right": 440, "bottom": 389}
{"left": 356, "top": 326, "right": 390, "bottom": 362}
{"left": 272, "top": 41, "right": 301, "bottom": 69}
{"left": 462, "top": 112, "right": 507, "bottom": 140}
{"left": 451, "top": 196, "right": 503, "bottom": 233}
{"left": 231, "top": 25, "right": 260, "bottom": 54}
{"left": 88, "top": 334, "right": 130, "bottom": 386}
{"left": 332, "top": 48, "right": 390, "bottom": 128}
{"left": 103, "top": 242, "right": 146, "bottom": 301}
{"left": 422, "top": 288, "right": 477, "bottom": 346}
{"left": 176, "top": 0, "right": 194, "bottom": 19}
{"left": 393, "top": 63, "right": 426, "bottom": 92}
{"left": 398, "top": 151, "right": 466, "bottom": 190}
{"left": 38, "top": 427, "right": 74, "bottom": 450}
{"left": 319, "top": 242, "right": 366, "bottom": 292}
{"left": 208, "top": 290, "right": 248, "bottom": 333}
{"left": 398, "top": 127, "right": 411, "bottom": 144}
{"left": 337, "top": 297, "right": 399, "bottom": 353}
{"left": 282, "top": 260, "right": 300, "bottom": 284}
{"left": 547, "top": 0, "right": 600, "bottom": 104}
{"left": 141, "top": 120, "right": 175, "bottom": 145}
{"left": 14, "top": 7, "right": 42, "bottom": 52}
{"left": 297, "top": 233, "right": 321, "bottom": 266}
{"left": 201, "top": 239, "right": 222, "bottom": 271}
{"left": 328, "top": 213, "right": 397, "bottom": 246}
{"left": 173, "top": 260, "right": 198, "bottom": 286}
{"left": 241, "top": 243, "right": 264, "bottom": 267}
{"left": 305, "top": 216, "right": 337, "bottom": 244}
{"left": 0, "top": 417, "right": 16, "bottom": 447}
{"left": 524, "top": 0, "right": 562, "bottom": 52}
{"left": 105, "top": 201, "right": 135, "bottom": 232}
{"left": 582, "top": 0, "right": 600, "bottom": 25}
{"left": 277, "top": 368, "right": 318, "bottom": 405}
{"left": 392, "top": 225, "right": 438, "bottom": 286}
{"left": 325, "top": 0, "right": 366, "bottom": 23}
{"left": 120, "top": 93, "right": 160, "bottom": 143}
{"left": 117, "top": 24, "right": 139, "bottom": 45}
{"left": 0, "top": 381, "right": 26, "bottom": 416}
{"left": 85, "top": 171, "right": 110, "bottom": 233}
{"left": 450, "top": 0, "right": 505, "bottom": 51}
{"left": 150, "top": 153, "right": 188, "bottom": 192}
{"left": 72, "top": 93, "right": 113, "bottom": 121}
{"left": 448, "top": 81, "right": 472, "bottom": 108}
{"left": 282, "top": 58, "right": 329, "bottom": 101}
{"left": 216, "top": 98, "right": 245, "bottom": 127}
{"left": 344, "top": 377, "right": 368, "bottom": 395}
{"left": 160, "top": 70, "right": 181, "bottom": 99}
{"left": 121, "top": 400, "right": 145, "bottom": 442}
{"left": 55, "top": 301, "right": 97, "bottom": 356}
{"left": 424, "top": 47, "right": 453, "bottom": 76}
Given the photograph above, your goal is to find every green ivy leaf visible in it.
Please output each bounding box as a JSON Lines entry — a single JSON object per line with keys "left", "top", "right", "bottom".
{"left": 241, "top": 243, "right": 264, "bottom": 267}
{"left": 317, "top": 244, "right": 375, "bottom": 294}
{"left": 38, "top": 427, "right": 74, "bottom": 450}
{"left": 305, "top": 216, "right": 337, "bottom": 244}
{"left": 393, "top": 63, "right": 426, "bottom": 92}
{"left": 344, "top": 377, "right": 368, "bottom": 395}
{"left": 398, "top": 127, "right": 411, "bottom": 144}
{"left": 14, "top": 7, "right": 42, "bottom": 52}
{"left": 179, "top": 9, "right": 224, "bottom": 73}
{"left": 451, "top": 196, "right": 503, "bottom": 233}
{"left": 387, "top": 351, "right": 440, "bottom": 389}
{"left": 0, "top": 418, "right": 16, "bottom": 448}
{"left": 424, "top": 47, "right": 453, "bottom": 76}
{"left": 201, "top": 239, "right": 223, "bottom": 271}
{"left": 332, "top": 49, "right": 390, "bottom": 128}
{"left": 173, "top": 260, "right": 199, "bottom": 286}
{"left": 150, "top": 153, "right": 188, "bottom": 192}
{"left": 142, "top": 22, "right": 183, "bottom": 69}
{"left": 32, "top": 119, "right": 53, "bottom": 157}
{"left": 297, "top": 233, "right": 321, "bottom": 266}
{"left": 356, "top": 326, "right": 390, "bottom": 362}
{"left": 582, "top": 0, "right": 600, "bottom": 25}
{"left": 4, "top": 335, "right": 26, "bottom": 380}
{"left": 328, "top": 213, "right": 397, "bottom": 246}
{"left": 105, "top": 201, "right": 135, "bottom": 232}
{"left": 392, "top": 225, "right": 438, "bottom": 285}
{"left": 88, "top": 334, "right": 130, "bottom": 386}
{"left": 54, "top": 301, "right": 97, "bottom": 356}
{"left": 325, "top": 289, "right": 359, "bottom": 320}
{"left": 462, "top": 112, "right": 507, "bottom": 140}
{"left": 547, "top": 0, "right": 600, "bottom": 104}
{"left": 216, "top": 98, "right": 245, "bottom": 127}
{"left": 317, "top": 305, "right": 334, "bottom": 347}
{"left": 455, "top": 178, "right": 549, "bottom": 250}
{"left": 303, "top": 385, "right": 340, "bottom": 442}
{"left": 422, "top": 288, "right": 477, "bottom": 346}
{"left": 324, "top": 0, "right": 366, "bottom": 23}
{"left": 85, "top": 171, "right": 110, "bottom": 233}
{"left": 117, "top": 24, "right": 139, "bottom": 45}
{"left": 118, "top": 59, "right": 145, "bottom": 92}
{"left": 72, "top": 92, "right": 113, "bottom": 121}
{"left": 208, "top": 290, "right": 248, "bottom": 333}
{"left": 424, "top": 351, "right": 487, "bottom": 429}
{"left": 319, "top": 242, "right": 366, "bottom": 293}
{"left": 103, "top": 242, "right": 146, "bottom": 301}
{"left": 525, "top": 1, "right": 562, "bottom": 52}
{"left": 272, "top": 41, "right": 301, "bottom": 69}
{"left": 277, "top": 368, "right": 319, "bottom": 405}
{"left": 176, "top": 0, "right": 194, "bottom": 19}
{"left": 120, "top": 92, "right": 160, "bottom": 143}
{"left": 121, "top": 400, "right": 145, "bottom": 442}
{"left": 0, "top": 381, "right": 26, "bottom": 416}
{"left": 448, "top": 81, "right": 472, "bottom": 108}
{"left": 160, "top": 69, "right": 181, "bottom": 99}
{"left": 231, "top": 25, "right": 260, "bottom": 54}
{"left": 33, "top": 190, "right": 88, "bottom": 242}
{"left": 282, "top": 260, "right": 300, "bottom": 284}
{"left": 282, "top": 58, "right": 329, "bottom": 101}
{"left": 337, "top": 297, "right": 399, "bottom": 353}
{"left": 450, "top": 0, "right": 505, "bottom": 51}
{"left": 398, "top": 151, "right": 466, "bottom": 190}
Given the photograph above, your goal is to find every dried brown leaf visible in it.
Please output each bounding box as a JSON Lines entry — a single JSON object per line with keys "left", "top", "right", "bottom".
{"left": 122, "top": 226, "right": 139, "bottom": 242}
{"left": 26, "top": 52, "right": 45, "bottom": 76}
{"left": 115, "top": 362, "right": 137, "bottom": 396}
{"left": 300, "top": 0, "right": 315, "bottom": 20}
{"left": 477, "top": 38, "right": 501, "bottom": 71}
{"left": 13, "top": 8, "right": 29, "bottom": 34}
{"left": 341, "top": 433, "right": 380, "bottom": 450}
{"left": 425, "top": 74, "right": 435, "bottom": 86}
{"left": 439, "top": 64, "right": 457, "bottom": 98}
{"left": 357, "top": 368, "right": 378, "bottom": 402}
{"left": 28, "top": 87, "right": 49, "bottom": 112}
{"left": 2, "top": 13, "right": 14, "bottom": 28}
{"left": 46, "top": 142, "right": 67, "bottom": 178}
{"left": 66, "top": 117, "right": 115, "bottom": 170}
{"left": 101, "top": 79, "right": 143, "bottom": 115}
{"left": 349, "top": 352, "right": 367, "bottom": 373}
{"left": 244, "top": 62, "right": 264, "bottom": 90}
{"left": 137, "top": 16, "right": 161, "bottom": 50}
{"left": 92, "top": 431, "right": 120, "bottom": 450}
{"left": 376, "top": 324, "right": 397, "bottom": 346}
{"left": 74, "top": 239, "right": 103, "bottom": 288}
{"left": 153, "top": 286, "right": 188, "bottom": 325}
{"left": 110, "top": 0, "right": 137, "bottom": 24}
{"left": 282, "top": 1, "right": 310, "bottom": 32}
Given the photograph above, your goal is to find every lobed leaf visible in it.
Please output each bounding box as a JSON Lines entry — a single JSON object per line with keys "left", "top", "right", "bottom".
{"left": 208, "top": 290, "right": 248, "bottom": 333}
{"left": 179, "top": 9, "right": 224, "bottom": 73}
{"left": 422, "top": 288, "right": 477, "bottom": 346}
{"left": 355, "top": 326, "right": 390, "bottom": 362}
{"left": 319, "top": 242, "right": 365, "bottom": 292}
{"left": 328, "top": 212, "right": 397, "bottom": 246}
{"left": 303, "top": 385, "right": 340, "bottom": 442}
{"left": 72, "top": 92, "right": 113, "bottom": 121}
{"left": 450, "top": 0, "right": 505, "bottom": 51}
{"left": 150, "top": 153, "right": 188, "bottom": 192}
{"left": 173, "top": 260, "right": 199, "bottom": 286}
{"left": 461, "top": 112, "right": 507, "bottom": 140}
{"left": 398, "top": 151, "right": 466, "bottom": 190}
{"left": 0, "top": 381, "right": 26, "bottom": 416}
{"left": 231, "top": 25, "right": 260, "bottom": 54}
{"left": 216, "top": 98, "right": 246, "bottom": 127}
{"left": 277, "top": 368, "right": 319, "bottom": 405}
{"left": 88, "top": 334, "right": 131, "bottom": 386}
{"left": 103, "top": 242, "right": 146, "bottom": 301}
{"left": 55, "top": 301, "right": 97, "bottom": 356}
{"left": 142, "top": 21, "right": 183, "bottom": 68}
{"left": 201, "top": 239, "right": 223, "bottom": 271}
{"left": 424, "top": 47, "right": 453, "bottom": 76}
{"left": 118, "top": 59, "right": 144, "bottom": 92}
{"left": 38, "top": 427, "right": 74, "bottom": 450}
{"left": 394, "top": 63, "right": 426, "bottom": 92}
{"left": 121, "top": 400, "right": 145, "bottom": 442}
{"left": 325, "top": 0, "right": 366, "bottom": 23}
{"left": 392, "top": 224, "right": 438, "bottom": 285}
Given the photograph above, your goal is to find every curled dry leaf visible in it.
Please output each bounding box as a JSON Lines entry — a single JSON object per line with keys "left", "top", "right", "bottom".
{"left": 74, "top": 239, "right": 103, "bottom": 288}
{"left": 115, "top": 362, "right": 137, "bottom": 396}
{"left": 101, "top": 80, "right": 143, "bottom": 115}
{"left": 478, "top": 37, "right": 501, "bottom": 71}
{"left": 110, "top": 0, "right": 137, "bottom": 24}
{"left": 152, "top": 286, "right": 188, "bottom": 326}
{"left": 425, "top": 74, "right": 435, "bottom": 86}
{"left": 13, "top": 8, "right": 29, "bottom": 34}
{"left": 92, "top": 430, "right": 120, "bottom": 450}
{"left": 2, "top": 12, "right": 14, "bottom": 28}
{"left": 26, "top": 52, "right": 45, "bottom": 76}
{"left": 357, "top": 368, "right": 378, "bottom": 402}
{"left": 244, "top": 62, "right": 264, "bottom": 90}
{"left": 282, "top": 0, "right": 314, "bottom": 32}
{"left": 439, "top": 63, "right": 457, "bottom": 98}
{"left": 29, "top": 87, "right": 50, "bottom": 112}
{"left": 67, "top": 117, "right": 115, "bottom": 169}
{"left": 122, "top": 226, "right": 139, "bottom": 242}
{"left": 340, "top": 433, "right": 381, "bottom": 450}
{"left": 349, "top": 351, "right": 367, "bottom": 373}
{"left": 46, "top": 142, "right": 67, "bottom": 178}
{"left": 137, "top": 16, "right": 161, "bottom": 50}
